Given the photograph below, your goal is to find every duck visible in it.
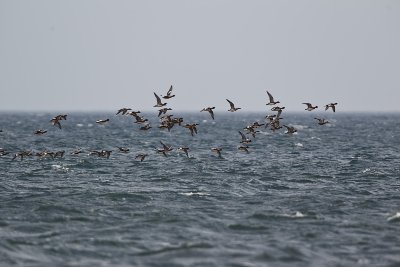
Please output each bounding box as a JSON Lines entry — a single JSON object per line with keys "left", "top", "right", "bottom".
{"left": 34, "top": 129, "right": 47, "bottom": 135}
{"left": 153, "top": 92, "right": 167, "bottom": 107}
{"left": 238, "top": 131, "right": 252, "bottom": 143}
{"left": 325, "top": 103, "right": 337, "bottom": 112}
{"left": 302, "top": 103, "right": 318, "bottom": 111}
{"left": 211, "top": 147, "right": 223, "bottom": 158}
{"left": 283, "top": 125, "right": 297, "bottom": 134}
{"left": 135, "top": 153, "right": 148, "bottom": 162}
{"left": 238, "top": 145, "right": 250, "bottom": 153}
{"left": 96, "top": 119, "right": 110, "bottom": 124}
{"left": 314, "top": 117, "right": 329, "bottom": 125}
{"left": 158, "top": 107, "right": 172, "bottom": 117}
{"left": 226, "top": 99, "right": 241, "bottom": 112}
{"left": 162, "top": 85, "right": 175, "bottom": 99}
{"left": 116, "top": 108, "right": 132, "bottom": 115}
{"left": 200, "top": 107, "right": 215, "bottom": 120}
{"left": 266, "top": 91, "right": 280, "bottom": 105}
{"left": 140, "top": 124, "right": 152, "bottom": 131}
{"left": 177, "top": 146, "right": 190, "bottom": 158}
{"left": 183, "top": 123, "right": 199, "bottom": 136}
{"left": 117, "top": 147, "right": 130, "bottom": 153}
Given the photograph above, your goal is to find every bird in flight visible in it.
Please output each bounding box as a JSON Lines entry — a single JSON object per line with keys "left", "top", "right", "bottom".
{"left": 226, "top": 99, "right": 241, "bottom": 112}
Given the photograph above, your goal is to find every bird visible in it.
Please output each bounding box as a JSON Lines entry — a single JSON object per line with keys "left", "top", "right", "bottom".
{"left": 238, "top": 145, "right": 250, "bottom": 153}
{"left": 156, "top": 141, "right": 173, "bottom": 157}
{"left": 183, "top": 123, "right": 199, "bottom": 136}
{"left": 70, "top": 149, "right": 83, "bottom": 155}
{"left": 200, "top": 107, "right": 215, "bottom": 120}
{"left": 266, "top": 91, "right": 280, "bottom": 105}
{"left": 162, "top": 85, "right": 175, "bottom": 99}
{"left": 238, "top": 131, "right": 252, "bottom": 143}
{"left": 117, "top": 147, "right": 130, "bottom": 153}
{"left": 158, "top": 107, "right": 172, "bottom": 117}
{"left": 34, "top": 129, "right": 47, "bottom": 135}
{"left": 153, "top": 92, "right": 167, "bottom": 107}
{"left": 303, "top": 103, "right": 318, "bottom": 111}
{"left": 96, "top": 119, "right": 110, "bottom": 124}
{"left": 140, "top": 124, "right": 152, "bottom": 131}
{"left": 135, "top": 153, "right": 148, "bottom": 162}
{"left": 211, "top": 147, "right": 223, "bottom": 158}
{"left": 314, "top": 118, "right": 329, "bottom": 125}
{"left": 283, "top": 125, "right": 297, "bottom": 134}
{"left": 54, "top": 150, "right": 65, "bottom": 158}
{"left": 325, "top": 103, "right": 337, "bottom": 112}
{"left": 226, "top": 99, "right": 241, "bottom": 112}
{"left": 50, "top": 117, "right": 62, "bottom": 129}
{"left": 177, "top": 146, "right": 190, "bottom": 158}
{"left": 133, "top": 115, "right": 148, "bottom": 124}
{"left": 116, "top": 108, "right": 132, "bottom": 115}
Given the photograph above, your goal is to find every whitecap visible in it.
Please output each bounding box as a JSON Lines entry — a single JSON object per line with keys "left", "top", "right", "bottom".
{"left": 387, "top": 212, "right": 400, "bottom": 222}
{"left": 87, "top": 123, "right": 93, "bottom": 127}
{"left": 51, "top": 165, "right": 69, "bottom": 171}
{"left": 181, "top": 192, "right": 210, "bottom": 196}
{"left": 76, "top": 123, "right": 84, "bottom": 127}
{"left": 362, "top": 168, "right": 371, "bottom": 173}
{"left": 295, "top": 143, "right": 303, "bottom": 147}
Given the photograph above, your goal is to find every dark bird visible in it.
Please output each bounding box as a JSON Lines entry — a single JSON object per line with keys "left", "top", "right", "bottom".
{"left": 140, "top": 124, "right": 152, "bottom": 131}
{"left": 211, "top": 147, "right": 223, "bottom": 158}
{"left": 266, "top": 91, "right": 280, "bottom": 105}
{"left": 50, "top": 117, "right": 62, "bottom": 129}
{"left": 96, "top": 119, "right": 110, "bottom": 124}
{"left": 283, "top": 125, "right": 298, "bottom": 134}
{"left": 177, "top": 146, "right": 190, "bottom": 158}
{"left": 314, "top": 117, "right": 330, "bottom": 125}
{"left": 116, "top": 108, "right": 132, "bottom": 115}
{"left": 71, "top": 148, "right": 83, "bottom": 155}
{"left": 200, "top": 107, "right": 215, "bottom": 120}
{"left": 158, "top": 107, "right": 172, "bottom": 117}
{"left": 303, "top": 103, "right": 318, "bottom": 111}
{"left": 34, "top": 129, "right": 47, "bottom": 135}
{"left": 162, "top": 85, "right": 175, "bottom": 99}
{"left": 156, "top": 141, "right": 173, "bottom": 157}
{"left": 183, "top": 123, "right": 199, "bottom": 136}
{"left": 325, "top": 103, "right": 337, "bottom": 112}
{"left": 135, "top": 153, "right": 148, "bottom": 162}
{"left": 226, "top": 99, "right": 241, "bottom": 112}
{"left": 153, "top": 92, "right": 167, "bottom": 107}
{"left": 117, "top": 147, "right": 130, "bottom": 153}
{"left": 238, "top": 131, "right": 252, "bottom": 144}
{"left": 238, "top": 145, "right": 250, "bottom": 153}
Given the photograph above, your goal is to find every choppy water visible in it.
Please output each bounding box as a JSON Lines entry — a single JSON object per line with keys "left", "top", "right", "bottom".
{"left": 1, "top": 111, "right": 400, "bottom": 267}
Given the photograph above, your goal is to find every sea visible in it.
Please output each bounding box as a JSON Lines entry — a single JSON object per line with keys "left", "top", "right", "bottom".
{"left": 0, "top": 111, "right": 400, "bottom": 267}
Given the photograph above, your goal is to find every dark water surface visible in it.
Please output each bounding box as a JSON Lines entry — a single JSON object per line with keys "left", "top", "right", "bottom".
{"left": 1, "top": 112, "right": 400, "bottom": 266}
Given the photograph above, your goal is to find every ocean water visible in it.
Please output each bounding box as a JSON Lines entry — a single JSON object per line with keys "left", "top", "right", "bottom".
{"left": 1, "top": 111, "right": 400, "bottom": 267}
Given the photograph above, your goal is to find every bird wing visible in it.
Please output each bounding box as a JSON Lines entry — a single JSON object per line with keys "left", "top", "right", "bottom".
{"left": 302, "top": 103, "right": 312, "bottom": 108}
{"left": 154, "top": 92, "right": 162, "bottom": 104}
{"left": 167, "top": 85, "right": 173, "bottom": 96}
{"left": 267, "top": 91, "right": 274, "bottom": 102}
{"left": 209, "top": 109, "right": 214, "bottom": 120}
{"left": 238, "top": 131, "right": 246, "bottom": 140}
{"left": 226, "top": 99, "right": 235, "bottom": 109}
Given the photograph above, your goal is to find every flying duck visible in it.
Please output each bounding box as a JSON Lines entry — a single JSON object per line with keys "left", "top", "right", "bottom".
{"left": 266, "top": 91, "right": 280, "bottom": 105}
{"left": 226, "top": 99, "right": 241, "bottom": 112}
{"left": 162, "top": 85, "right": 175, "bottom": 99}
{"left": 325, "top": 103, "right": 337, "bottom": 112}
{"left": 200, "top": 107, "right": 215, "bottom": 120}
{"left": 303, "top": 103, "right": 318, "bottom": 111}
{"left": 153, "top": 92, "right": 167, "bottom": 107}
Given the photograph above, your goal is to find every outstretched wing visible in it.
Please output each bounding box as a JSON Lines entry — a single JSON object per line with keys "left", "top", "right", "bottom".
{"left": 154, "top": 92, "right": 162, "bottom": 105}
{"left": 166, "top": 85, "right": 173, "bottom": 96}
{"left": 267, "top": 91, "right": 274, "bottom": 102}
{"left": 226, "top": 99, "right": 235, "bottom": 109}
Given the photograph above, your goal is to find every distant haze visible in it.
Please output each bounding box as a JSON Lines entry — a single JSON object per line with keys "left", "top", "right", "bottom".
{"left": 0, "top": 0, "right": 399, "bottom": 112}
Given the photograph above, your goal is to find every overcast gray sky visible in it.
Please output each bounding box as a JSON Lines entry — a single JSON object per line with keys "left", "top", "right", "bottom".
{"left": 0, "top": 0, "right": 399, "bottom": 112}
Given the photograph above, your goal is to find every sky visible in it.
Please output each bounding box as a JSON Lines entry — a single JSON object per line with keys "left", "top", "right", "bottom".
{"left": 0, "top": 0, "right": 399, "bottom": 112}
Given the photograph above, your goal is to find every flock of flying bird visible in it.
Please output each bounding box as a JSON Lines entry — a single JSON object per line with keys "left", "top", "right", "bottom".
{"left": 0, "top": 86, "right": 337, "bottom": 161}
